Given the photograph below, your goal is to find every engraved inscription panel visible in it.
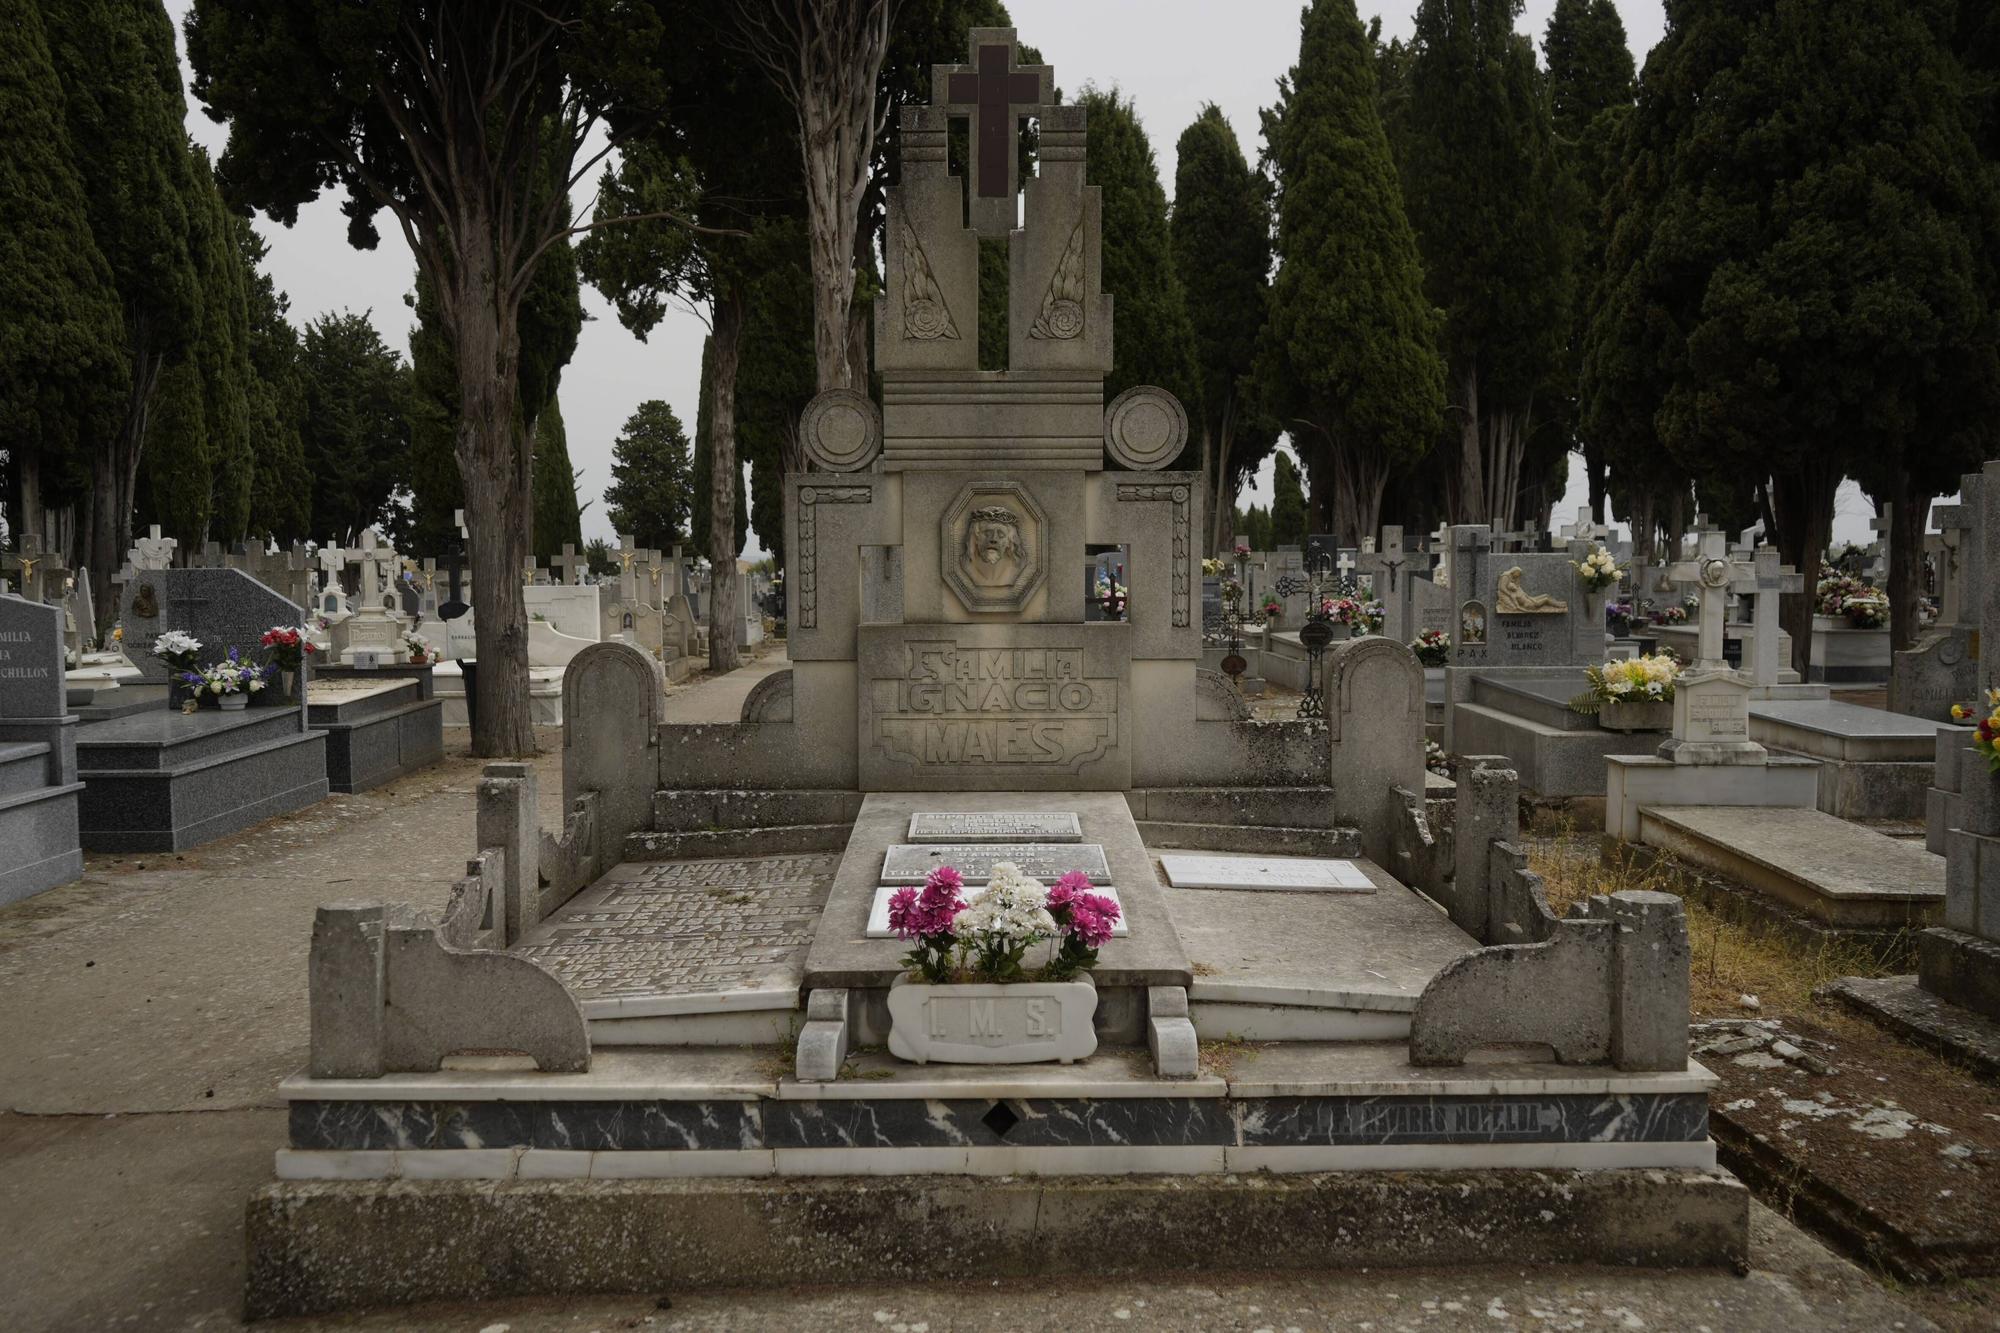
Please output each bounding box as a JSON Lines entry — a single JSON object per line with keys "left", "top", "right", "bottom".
{"left": 872, "top": 642, "right": 1116, "bottom": 771}
{"left": 881, "top": 842, "right": 1110, "bottom": 884}
{"left": 512, "top": 855, "right": 836, "bottom": 1002}
{"left": 907, "top": 811, "right": 1083, "bottom": 842}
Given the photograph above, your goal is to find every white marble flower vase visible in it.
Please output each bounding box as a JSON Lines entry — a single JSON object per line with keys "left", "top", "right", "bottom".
{"left": 885, "top": 975, "right": 1098, "bottom": 1065}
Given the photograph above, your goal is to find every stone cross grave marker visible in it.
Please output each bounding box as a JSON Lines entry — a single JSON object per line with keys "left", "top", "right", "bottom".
{"left": 552, "top": 543, "right": 588, "bottom": 587}
{"left": 936, "top": 30, "right": 1052, "bottom": 234}
{"left": 1669, "top": 529, "right": 1758, "bottom": 671}
{"left": 132, "top": 526, "right": 176, "bottom": 571}
{"left": 1866, "top": 509, "right": 1891, "bottom": 584}
{"left": 1748, "top": 546, "right": 1803, "bottom": 690}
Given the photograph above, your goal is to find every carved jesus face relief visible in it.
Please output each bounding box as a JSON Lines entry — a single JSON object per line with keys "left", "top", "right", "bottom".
{"left": 965, "top": 507, "right": 1024, "bottom": 587}
{"left": 942, "top": 481, "right": 1048, "bottom": 614}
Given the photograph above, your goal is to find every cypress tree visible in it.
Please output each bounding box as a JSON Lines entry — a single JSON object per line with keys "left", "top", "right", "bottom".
{"left": 1400, "top": 0, "right": 1569, "bottom": 527}
{"left": 1172, "top": 104, "right": 1277, "bottom": 550}
{"left": 297, "top": 312, "right": 412, "bottom": 543}
{"left": 1262, "top": 0, "right": 1444, "bottom": 545}
{"left": 0, "top": 0, "right": 126, "bottom": 538}
{"left": 531, "top": 398, "right": 583, "bottom": 562}
{"left": 43, "top": 0, "right": 201, "bottom": 602}
{"left": 1542, "top": 0, "right": 1635, "bottom": 526}
{"left": 240, "top": 224, "right": 311, "bottom": 544}
{"left": 1080, "top": 88, "right": 1201, "bottom": 445}
{"left": 1271, "top": 452, "right": 1309, "bottom": 549}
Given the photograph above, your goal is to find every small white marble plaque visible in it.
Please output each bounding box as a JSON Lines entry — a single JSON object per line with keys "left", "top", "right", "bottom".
{"left": 881, "top": 843, "right": 1110, "bottom": 885}
{"left": 866, "top": 885, "right": 1128, "bottom": 939}
{"left": 1159, "top": 854, "right": 1376, "bottom": 893}
{"left": 907, "top": 811, "right": 1083, "bottom": 843}
{"left": 886, "top": 981, "right": 1099, "bottom": 1065}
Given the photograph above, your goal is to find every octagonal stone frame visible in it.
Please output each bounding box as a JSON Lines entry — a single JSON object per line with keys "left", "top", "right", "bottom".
{"left": 941, "top": 479, "right": 1049, "bottom": 614}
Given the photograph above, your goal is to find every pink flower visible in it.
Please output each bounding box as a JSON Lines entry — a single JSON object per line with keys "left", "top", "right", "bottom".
{"left": 1046, "top": 870, "right": 1092, "bottom": 910}
{"left": 886, "top": 886, "right": 923, "bottom": 940}
{"left": 890, "top": 865, "right": 967, "bottom": 940}
{"left": 1065, "top": 891, "right": 1121, "bottom": 949}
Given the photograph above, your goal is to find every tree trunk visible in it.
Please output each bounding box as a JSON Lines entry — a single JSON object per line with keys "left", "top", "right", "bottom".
{"left": 1888, "top": 475, "right": 1926, "bottom": 655}
{"left": 1584, "top": 441, "right": 1606, "bottom": 524}
{"left": 1771, "top": 465, "right": 1840, "bottom": 680}
{"left": 451, "top": 224, "right": 536, "bottom": 759}
{"left": 1454, "top": 361, "right": 1483, "bottom": 523}
{"left": 707, "top": 285, "right": 746, "bottom": 672}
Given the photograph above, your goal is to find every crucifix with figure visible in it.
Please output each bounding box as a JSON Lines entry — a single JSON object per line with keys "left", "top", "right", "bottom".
{"left": 936, "top": 29, "right": 1052, "bottom": 236}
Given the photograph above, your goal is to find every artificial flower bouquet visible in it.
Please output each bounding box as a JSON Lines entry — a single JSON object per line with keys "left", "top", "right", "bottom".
{"left": 151, "top": 630, "right": 203, "bottom": 673}
{"left": 1201, "top": 557, "right": 1226, "bottom": 578}
{"left": 1569, "top": 653, "right": 1683, "bottom": 715}
{"left": 888, "top": 863, "right": 1122, "bottom": 985}
{"left": 1425, "top": 739, "right": 1454, "bottom": 777}
{"left": 403, "top": 630, "right": 437, "bottom": 665}
{"left": 1410, "top": 628, "right": 1450, "bottom": 667}
{"left": 1571, "top": 543, "right": 1624, "bottom": 592}
{"left": 1095, "top": 571, "right": 1128, "bottom": 618}
{"left": 1261, "top": 596, "right": 1283, "bottom": 622}
{"left": 1815, "top": 571, "right": 1889, "bottom": 629}
{"left": 1951, "top": 689, "right": 2000, "bottom": 774}
{"left": 260, "top": 624, "right": 317, "bottom": 671}
{"left": 1654, "top": 604, "right": 1688, "bottom": 626}
{"left": 177, "top": 648, "right": 271, "bottom": 711}
{"left": 1322, "top": 596, "right": 1385, "bottom": 635}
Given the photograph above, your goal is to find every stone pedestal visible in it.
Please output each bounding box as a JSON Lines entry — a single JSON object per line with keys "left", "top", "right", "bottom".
{"left": 1658, "top": 671, "right": 1765, "bottom": 765}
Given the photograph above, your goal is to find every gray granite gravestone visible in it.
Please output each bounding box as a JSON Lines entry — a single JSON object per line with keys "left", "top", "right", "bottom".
{"left": 119, "top": 567, "right": 310, "bottom": 684}
{"left": 0, "top": 593, "right": 84, "bottom": 904}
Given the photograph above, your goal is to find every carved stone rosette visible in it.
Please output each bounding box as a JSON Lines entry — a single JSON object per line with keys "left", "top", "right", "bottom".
{"left": 799, "top": 389, "right": 882, "bottom": 473}
{"left": 1104, "top": 385, "right": 1189, "bottom": 471}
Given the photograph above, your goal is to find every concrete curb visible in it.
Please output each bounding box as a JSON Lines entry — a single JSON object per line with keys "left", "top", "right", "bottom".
{"left": 246, "top": 1167, "right": 1750, "bottom": 1320}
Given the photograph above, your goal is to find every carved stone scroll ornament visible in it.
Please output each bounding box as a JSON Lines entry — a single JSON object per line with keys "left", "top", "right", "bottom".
{"left": 901, "top": 216, "right": 961, "bottom": 341}
{"left": 1104, "top": 386, "right": 1189, "bottom": 471}
{"left": 1029, "top": 215, "right": 1087, "bottom": 340}
{"left": 798, "top": 388, "right": 882, "bottom": 473}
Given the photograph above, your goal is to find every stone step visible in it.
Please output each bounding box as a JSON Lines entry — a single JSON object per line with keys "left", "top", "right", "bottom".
{"left": 1189, "top": 994, "right": 1413, "bottom": 1042}
{"left": 0, "top": 741, "right": 52, "bottom": 798}
{"left": 652, "top": 788, "right": 863, "bottom": 833}
{"left": 1134, "top": 821, "right": 1361, "bottom": 858}
{"left": 77, "top": 706, "right": 306, "bottom": 772}
{"left": 585, "top": 995, "right": 799, "bottom": 1047}
{"left": 623, "top": 824, "right": 852, "bottom": 861}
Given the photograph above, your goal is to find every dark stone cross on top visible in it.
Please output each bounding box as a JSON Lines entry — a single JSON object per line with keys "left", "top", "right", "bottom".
{"left": 935, "top": 29, "right": 1051, "bottom": 235}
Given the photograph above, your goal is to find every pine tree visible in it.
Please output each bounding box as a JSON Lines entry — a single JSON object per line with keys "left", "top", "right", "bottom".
{"left": 1400, "top": 0, "right": 1569, "bottom": 527}
{"left": 531, "top": 397, "right": 584, "bottom": 561}
{"left": 0, "top": 0, "right": 126, "bottom": 540}
{"left": 1080, "top": 88, "right": 1201, "bottom": 446}
{"left": 297, "top": 313, "right": 412, "bottom": 543}
{"left": 1172, "top": 104, "right": 1276, "bottom": 550}
{"left": 1262, "top": 0, "right": 1444, "bottom": 545}
{"left": 605, "top": 400, "right": 694, "bottom": 551}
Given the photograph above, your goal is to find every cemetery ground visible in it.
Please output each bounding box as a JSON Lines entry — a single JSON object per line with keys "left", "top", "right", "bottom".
{"left": 0, "top": 676, "right": 1978, "bottom": 1330}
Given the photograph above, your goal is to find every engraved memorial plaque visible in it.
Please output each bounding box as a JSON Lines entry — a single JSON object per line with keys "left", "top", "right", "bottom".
{"left": 881, "top": 842, "right": 1110, "bottom": 884}
{"left": 907, "top": 811, "right": 1083, "bottom": 843}
{"left": 1159, "top": 855, "right": 1375, "bottom": 892}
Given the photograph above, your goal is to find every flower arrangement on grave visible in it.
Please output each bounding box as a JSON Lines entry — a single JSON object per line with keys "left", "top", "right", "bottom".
{"left": 1605, "top": 601, "right": 1634, "bottom": 636}
{"left": 1220, "top": 577, "right": 1242, "bottom": 605}
{"left": 1201, "top": 557, "right": 1226, "bottom": 577}
{"left": 1814, "top": 570, "right": 1888, "bottom": 628}
{"left": 1570, "top": 543, "right": 1624, "bottom": 592}
{"left": 177, "top": 648, "right": 271, "bottom": 712}
{"left": 1653, "top": 603, "right": 1688, "bottom": 626}
{"left": 1410, "top": 628, "right": 1450, "bottom": 667}
{"left": 1951, "top": 689, "right": 2000, "bottom": 774}
{"left": 1261, "top": 595, "right": 1283, "bottom": 623}
{"left": 150, "top": 630, "right": 203, "bottom": 673}
{"left": 1569, "top": 653, "right": 1682, "bottom": 714}
{"left": 1094, "top": 570, "right": 1128, "bottom": 618}
{"left": 1321, "top": 595, "right": 1384, "bottom": 635}
{"left": 888, "top": 863, "right": 1121, "bottom": 985}
{"left": 259, "top": 625, "right": 317, "bottom": 671}
{"left": 1425, "top": 739, "right": 1454, "bottom": 778}
{"left": 1234, "top": 542, "right": 1250, "bottom": 559}
{"left": 403, "top": 630, "right": 437, "bottom": 665}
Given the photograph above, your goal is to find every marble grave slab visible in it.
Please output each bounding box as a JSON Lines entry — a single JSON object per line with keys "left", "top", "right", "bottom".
{"left": 881, "top": 843, "right": 1110, "bottom": 885}
{"left": 865, "top": 885, "right": 1128, "bottom": 938}
{"left": 907, "top": 811, "right": 1083, "bottom": 843}
{"left": 1160, "top": 854, "right": 1376, "bottom": 893}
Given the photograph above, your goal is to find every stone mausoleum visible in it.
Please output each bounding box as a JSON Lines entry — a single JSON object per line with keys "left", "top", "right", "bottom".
{"left": 248, "top": 32, "right": 1739, "bottom": 1318}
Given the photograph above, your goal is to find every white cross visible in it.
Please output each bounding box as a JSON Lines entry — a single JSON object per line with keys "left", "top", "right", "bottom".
{"left": 1668, "top": 530, "right": 1758, "bottom": 671}
{"left": 1747, "top": 546, "right": 1803, "bottom": 688}
{"left": 132, "top": 525, "right": 177, "bottom": 571}
{"left": 551, "top": 543, "right": 588, "bottom": 586}
{"left": 356, "top": 528, "right": 399, "bottom": 612}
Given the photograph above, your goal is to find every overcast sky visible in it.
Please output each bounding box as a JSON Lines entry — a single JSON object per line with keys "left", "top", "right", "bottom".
{"left": 166, "top": 0, "right": 1881, "bottom": 553}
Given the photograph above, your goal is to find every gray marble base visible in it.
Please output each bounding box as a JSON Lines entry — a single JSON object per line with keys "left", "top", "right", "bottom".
{"left": 292, "top": 1090, "right": 1707, "bottom": 1153}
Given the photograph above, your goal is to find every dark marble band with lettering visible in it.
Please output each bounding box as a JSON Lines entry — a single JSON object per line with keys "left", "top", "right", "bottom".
{"left": 292, "top": 1093, "right": 1706, "bottom": 1152}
